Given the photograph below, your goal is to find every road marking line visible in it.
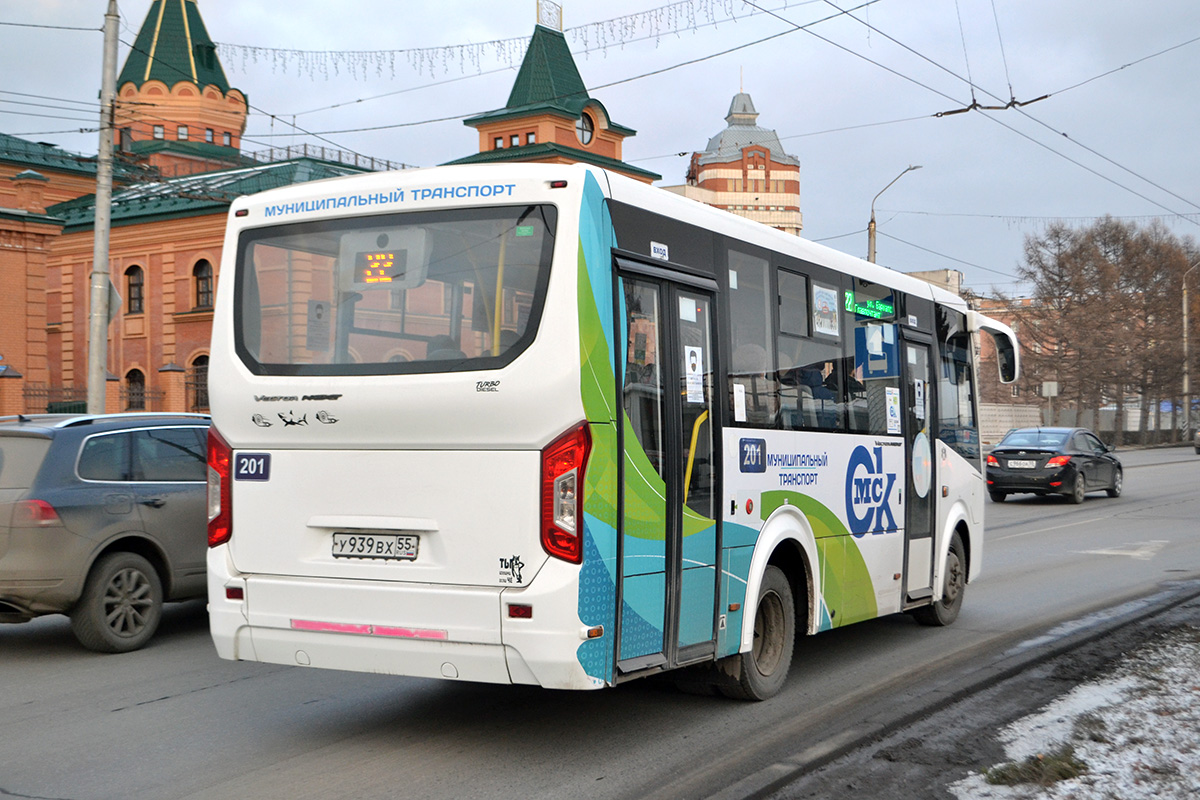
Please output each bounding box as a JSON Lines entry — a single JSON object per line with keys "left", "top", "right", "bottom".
{"left": 993, "top": 516, "right": 1109, "bottom": 541}
{"left": 1076, "top": 541, "right": 1168, "bottom": 560}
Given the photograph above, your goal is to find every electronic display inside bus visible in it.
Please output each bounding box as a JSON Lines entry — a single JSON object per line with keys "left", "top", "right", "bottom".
{"left": 844, "top": 290, "right": 895, "bottom": 320}
{"left": 354, "top": 250, "right": 407, "bottom": 284}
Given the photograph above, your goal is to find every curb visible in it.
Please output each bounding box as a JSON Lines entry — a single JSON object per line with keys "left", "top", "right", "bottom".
{"left": 705, "top": 579, "right": 1200, "bottom": 800}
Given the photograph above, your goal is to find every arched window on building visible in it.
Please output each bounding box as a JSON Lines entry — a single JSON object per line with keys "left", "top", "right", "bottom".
{"left": 187, "top": 355, "right": 209, "bottom": 412}
{"left": 194, "top": 260, "right": 214, "bottom": 309}
{"left": 126, "top": 265, "right": 144, "bottom": 314}
{"left": 125, "top": 369, "right": 145, "bottom": 410}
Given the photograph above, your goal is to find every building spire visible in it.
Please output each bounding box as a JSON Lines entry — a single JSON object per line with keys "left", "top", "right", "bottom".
{"left": 118, "top": 0, "right": 229, "bottom": 92}
{"left": 537, "top": 0, "right": 563, "bottom": 30}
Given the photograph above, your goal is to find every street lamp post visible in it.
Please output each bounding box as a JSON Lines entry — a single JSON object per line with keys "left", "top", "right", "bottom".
{"left": 867, "top": 165, "right": 922, "bottom": 264}
{"left": 1184, "top": 261, "right": 1198, "bottom": 441}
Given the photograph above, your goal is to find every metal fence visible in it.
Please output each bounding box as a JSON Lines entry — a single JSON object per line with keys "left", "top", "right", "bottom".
{"left": 119, "top": 386, "right": 165, "bottom": 412}
{"left": 245, "top": 144, "right": 412, "bottom": 172}
{"left": 185, "top": 367, "right": 209, "bottom": 413}
{"left": 22, "top": 383, "right": 87, "bottom": 413}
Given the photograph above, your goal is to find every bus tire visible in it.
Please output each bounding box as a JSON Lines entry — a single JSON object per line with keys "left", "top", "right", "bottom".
{"left": 718, "top": 565, "right": 794, "bottom": 701}
{"left": 70, "top": 552, "right": 163, "bottom": 653}
{"left": 913, "top": 533, "right": 965, "bottom": 627}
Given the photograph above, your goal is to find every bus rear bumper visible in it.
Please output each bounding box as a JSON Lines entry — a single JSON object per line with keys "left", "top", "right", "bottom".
{"left": 207, "top": 546, "right": 602, "bottom": 690}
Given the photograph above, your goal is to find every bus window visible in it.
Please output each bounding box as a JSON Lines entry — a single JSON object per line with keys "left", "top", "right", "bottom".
{"left": 234, "top": 205, "right": 556, "bottom": 375}
{"left": 727, "top": 250, "right": 777, "bottom": 426}
{"left": 778, "top": 335, "right": 844, "bottom": 431}
{"left": 846, "top": 280, "right": 900, "bottom": 435}
{"left": 624, "top": 280, "right": 666, "bottom": 477}
{"left": 938, "top": 310, "right": 980, "bottom": 461}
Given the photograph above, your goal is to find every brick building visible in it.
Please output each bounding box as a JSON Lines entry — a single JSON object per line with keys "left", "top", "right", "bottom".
{"left": 0, "top": 0, "right": 387, "bottom": 416}
{"left": 0, "top": 136, "right": 113, "bottom": 413}
{"left": 663, "top": 91, "right": 803, "bottom": 236}
{"left": 444, "top": 21, "right": 659, "bottom": 184}
{"left": 3, "top": 3, "right": 659, "bottom": 416}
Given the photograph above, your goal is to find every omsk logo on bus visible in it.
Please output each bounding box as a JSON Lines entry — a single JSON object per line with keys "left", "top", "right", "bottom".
{"left": 739, "top": 438, "right": 766, "bottom": 473}
{"left": 845, "top": 445, "right": 898, "bottom": 537}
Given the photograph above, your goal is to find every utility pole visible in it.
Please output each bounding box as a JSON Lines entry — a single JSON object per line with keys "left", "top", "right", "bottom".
{"left": 86, "top": 0, "right": 119, "bottom": 413}
{"left": 1184, "top": 260, "right": 1198, "bottom": 441}
{"left": 868, "top": 165, "right": 921, "bottom": 264}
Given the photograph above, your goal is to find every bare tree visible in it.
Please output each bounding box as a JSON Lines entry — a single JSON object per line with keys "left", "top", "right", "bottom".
{"left": 997, "top": 218, "right": 1192, "bottom": 444}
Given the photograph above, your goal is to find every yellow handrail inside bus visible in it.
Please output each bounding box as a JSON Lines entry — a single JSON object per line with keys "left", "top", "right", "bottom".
{"left": 490, "top": 230, "right": 508, "bottom": 356}
{"left": 683, "top": 409, "right": 709, "bottom": 505}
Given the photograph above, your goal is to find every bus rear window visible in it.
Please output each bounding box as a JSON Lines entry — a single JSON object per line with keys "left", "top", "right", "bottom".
{"left": 234, "top": 204, "right": 557, "bottom": 375}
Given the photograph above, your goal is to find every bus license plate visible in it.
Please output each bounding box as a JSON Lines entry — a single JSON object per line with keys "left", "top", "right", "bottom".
{"left": 331, "top": 533, "right": 419, "bottom": 561}
{"left": 1007, "top": 459, "right": 1036, "bottom": 469}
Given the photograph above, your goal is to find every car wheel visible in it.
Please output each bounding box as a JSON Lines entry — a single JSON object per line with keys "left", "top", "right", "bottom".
{"left": 913, "top": 533, "right": 966, "bottom": 627}
{"left": 719, "top": 565, "right": 795, "bottom": 701}
{"left": 989, "top": 490, "right": 1006, "bottom": 503}
{"left": 1069, "top": 473, "right": 1087, "bottom": 504}
{"left": 1106, "top": 468, "right": 1123, "bottom": 498}
{"left": 69, "top": 552, "right": 163, "bottom": 653}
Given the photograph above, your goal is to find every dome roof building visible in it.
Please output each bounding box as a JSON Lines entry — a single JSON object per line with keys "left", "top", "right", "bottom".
{"left": 664, "top": 91, "right": 802, "bottom": 236}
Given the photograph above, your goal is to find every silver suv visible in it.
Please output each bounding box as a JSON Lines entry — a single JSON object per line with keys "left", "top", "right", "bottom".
{"left": 0, "top": 413, "right": 209, "bottom": 652}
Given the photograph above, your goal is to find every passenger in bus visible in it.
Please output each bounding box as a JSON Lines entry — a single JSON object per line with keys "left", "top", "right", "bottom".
{"left": 800, "top": 366, "right": 839, "bottom": 428}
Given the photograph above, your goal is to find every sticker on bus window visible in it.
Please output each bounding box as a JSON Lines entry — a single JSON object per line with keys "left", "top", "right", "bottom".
{"left": 886, "top": 387, "right": 901, "bottom": 434}
{"left": 306, "top": 300, "right": 330, "bottom": 352}
{"left": 684, "top": 346, "right": 704, "bottom": 403}
{"left": 812, "top": 284, "right": 839, "bottom": 337}
{"left": 733, "top": 383, "right": 747, "bottom": 422}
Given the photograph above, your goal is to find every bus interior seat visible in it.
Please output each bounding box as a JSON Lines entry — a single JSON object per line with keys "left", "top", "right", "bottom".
{"left": 426, "top": 335, "right": 466, "bottom": 360}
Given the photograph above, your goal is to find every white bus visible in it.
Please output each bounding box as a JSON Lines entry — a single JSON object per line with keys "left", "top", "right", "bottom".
{"left": 206, "top": 163, "right": 1017, "bottom": 700}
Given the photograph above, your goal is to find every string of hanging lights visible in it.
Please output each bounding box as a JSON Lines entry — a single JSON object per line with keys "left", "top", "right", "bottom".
{"left": 215, "top": 0, "right": 795, "bottom": 80}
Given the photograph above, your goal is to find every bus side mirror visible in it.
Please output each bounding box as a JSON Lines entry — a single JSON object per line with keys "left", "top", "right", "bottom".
{"left": 967, "top": 311, "right": 1019, "bottom": 384}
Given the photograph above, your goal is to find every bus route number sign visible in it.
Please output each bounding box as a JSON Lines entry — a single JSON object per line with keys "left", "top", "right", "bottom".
{"left": 739, "top": 438, "right": 766, "bottom": 473}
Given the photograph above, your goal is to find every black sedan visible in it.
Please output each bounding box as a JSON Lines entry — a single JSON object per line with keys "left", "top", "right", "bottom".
{"left": 986, "top": 427, "right": 1122, "bottom": 504}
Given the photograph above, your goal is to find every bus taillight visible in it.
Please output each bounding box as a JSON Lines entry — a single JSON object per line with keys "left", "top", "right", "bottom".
{"left": 207, "top": 426, "right": 233, "bottom": 548}
{"left": 540, "top": 423, "right": 592, "bottom": 564}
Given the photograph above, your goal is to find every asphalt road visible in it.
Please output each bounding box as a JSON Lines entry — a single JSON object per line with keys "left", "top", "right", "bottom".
{"left": 2, "top": 446, "right": 1197, "bottom": 800}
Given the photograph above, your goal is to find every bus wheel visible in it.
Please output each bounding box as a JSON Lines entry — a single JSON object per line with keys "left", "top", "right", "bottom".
{"left": 913, "top": 533, "right": 965, "bottom": 627}
{"left": 719, "top": 565, "right": 794, "bottom": 701}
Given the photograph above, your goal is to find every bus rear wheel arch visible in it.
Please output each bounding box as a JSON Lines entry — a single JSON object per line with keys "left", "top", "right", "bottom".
{"left": 718, "top": 565, "right": 796, "bottom": 700}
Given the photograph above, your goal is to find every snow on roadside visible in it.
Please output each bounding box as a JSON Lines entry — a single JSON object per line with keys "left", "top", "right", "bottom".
{"left": 951, "top": 625, "right": 1200, "bottom": 799}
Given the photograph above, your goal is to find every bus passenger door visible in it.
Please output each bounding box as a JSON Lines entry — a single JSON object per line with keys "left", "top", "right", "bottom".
{"left": 901, "top": 334, "right": 937, "bottom": 602}
{"left": 616, "top": 272, "right": 720, "bottom": 674}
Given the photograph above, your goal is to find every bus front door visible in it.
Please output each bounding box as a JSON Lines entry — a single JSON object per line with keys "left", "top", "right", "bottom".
{"left": 617, "top": 273, "right": 720, "bottom": 674}
{"left": 901, "top": 334, "right": 937, "bottom": 602}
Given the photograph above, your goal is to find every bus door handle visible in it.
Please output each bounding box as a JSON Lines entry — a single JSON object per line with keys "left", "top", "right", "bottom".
{"left": 140, "top": 498, "right": 166, "bottom": 508}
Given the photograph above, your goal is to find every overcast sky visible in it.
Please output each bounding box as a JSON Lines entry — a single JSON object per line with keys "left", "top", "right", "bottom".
{"left": 4, "top": 0, "right": 1200, "bottom": 294}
